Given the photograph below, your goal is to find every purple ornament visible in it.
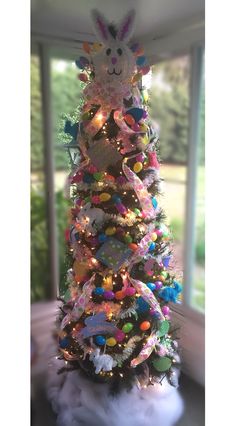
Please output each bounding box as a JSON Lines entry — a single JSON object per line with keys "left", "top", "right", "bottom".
{"left": 142, "top": 110, "right": 148, "bottom": 119}
{"left": 115, "top": 330, "right": 125, "bottom": 342}
{"left": 136, "top": 153, "right": 145, "bottom": 162}
{"left": 116, "top": 176, "right": 127, "bottom": 185}
{"left": 125, "top": 287, "right": 136, "bottom": 297}
{"left": 104, "top": 291, "right": 115, "bottom": 300}
{"left": 162, "top": 305, "right": 170, "bottom": 316}
{"left": 150, "top": 308, "right": 161, "bottom": 318}
{"left": 155, "top": 281, "right": 163, "bottom": 290}
{"left": 115, "top": 203, "right": 128, "bottom": 215}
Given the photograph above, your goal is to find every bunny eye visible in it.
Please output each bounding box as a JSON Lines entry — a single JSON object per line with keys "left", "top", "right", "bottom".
{"left": 117, "top": 48, "right": 122, "bottom": 56}
{"left": 106, "top": 48, "right": 111, "bottom": 56}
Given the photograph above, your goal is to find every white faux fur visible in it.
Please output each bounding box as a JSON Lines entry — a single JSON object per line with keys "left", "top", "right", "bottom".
{"left": 47, "top": 357, "right": 184, "bottom": 426}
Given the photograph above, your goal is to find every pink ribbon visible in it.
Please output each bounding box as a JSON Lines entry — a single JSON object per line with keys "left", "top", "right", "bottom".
{"left": 130, "top": 332, "right": 158, "bottom": 367}
{"left": 122, "top": 161, "right": 156, "bottom": 218}
{"left": 61, "top": 274, "right": 95, "bottom": 329}
{"left": 128, "top": 275, "right": 165, "bottom": 320}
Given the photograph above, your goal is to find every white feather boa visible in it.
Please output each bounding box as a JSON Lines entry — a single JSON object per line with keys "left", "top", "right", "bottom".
{"left": 47, "top": 356, "right": 184, "bottom": 426}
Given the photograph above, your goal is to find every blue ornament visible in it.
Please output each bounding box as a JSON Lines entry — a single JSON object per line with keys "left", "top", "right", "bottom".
{"left": 83, "top": 173, "right": 95, "bottom": 184}
{"left": 136, "top": 56, "right": 147, "bottom": 66}
{"left": 163, "top": 256, "right": 171, "bottom": 268}
{"left": 75, "top": 56, "right": 89, "bottom": 69}
{"left": 112, "top": 194, "right": 122, "bottom": 204}
{"left": 98, "top": 233, "right": 108, "bottom": 243}
{"left": 74, "top": 232, "right": 80, "bottom": 241}
{"left": 136, "top": 297, "right": 150, "bottom": 313}
{"left": 158, "top": 281, "right": 182, "bottom": 303}
{"left": 152, "top": 197, "right": 158, "bottom": 209}
{"left": 95, "top": 335, "right": 106, "bottom": 346}
{"left": 146, "top": 282, "right": 156, "bottom": 291}
{"left": 59, "top": 337, "right": 70, "bottom": 349}
{"left": 93, "top": 287, "right": 105, "bottom": 296}
{"left": 149, "top": 242, "right": 156, "bottom": 251}
{"left": 126, "top": 107, "right": 144, "bottom": 123}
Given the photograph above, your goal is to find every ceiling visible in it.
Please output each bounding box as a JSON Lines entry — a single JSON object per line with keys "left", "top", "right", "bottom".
{"left": 31, "top": 0, "right": 204, "bottom": 45}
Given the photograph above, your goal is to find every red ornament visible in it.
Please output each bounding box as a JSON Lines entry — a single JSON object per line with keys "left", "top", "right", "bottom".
{"left": 140, "top": 321, "right": 151, "bottom": 331}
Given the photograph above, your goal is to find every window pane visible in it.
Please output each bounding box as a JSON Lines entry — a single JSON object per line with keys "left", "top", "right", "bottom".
{"left": 192, "top": 56, "right": 205, "bottom": 311}
{"left": 50, "top": 58, "right": 84, "bottom": 295}
{"left": 31, "top": 55, "right": 50, "bottom": 302}
{"left": 148, "top": 56, "right": 190, "bottom": 288}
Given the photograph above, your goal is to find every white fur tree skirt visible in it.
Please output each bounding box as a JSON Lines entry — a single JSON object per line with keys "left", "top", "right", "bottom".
{"left": 47, "top": 358, "right": 184, "bottom": 426}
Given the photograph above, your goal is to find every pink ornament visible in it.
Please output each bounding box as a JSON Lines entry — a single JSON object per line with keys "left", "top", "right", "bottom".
{"left": 162, "top": 305, "right": 170, "bottom": 316}
{"left": 133, "top": 123, "right": 140, "bottom": 132}
{"left": 136, "top": 153, "right": 145, "bottom": 162}
{"left": 92, "top": 195, "right": 101, "bottom": 204}
{"left": 141, "top": 211, "right": 147, "bottom": 218}
{"left": 125, "top": 287, "right": 136, "bottom": 297}
{"left": 155, "top": 281, "right": 163, "bottom": 290}
{"left": 146, "top": 270, "right": 153, "bottom": 276}
{"left": 115, "top": 330, "right": 125, "bottom": 342}
{"left": 88, "top": 164, "right": 97, "bottom": 173}
{"left": 156, "top": 229, "right": 163, "bottom": 237}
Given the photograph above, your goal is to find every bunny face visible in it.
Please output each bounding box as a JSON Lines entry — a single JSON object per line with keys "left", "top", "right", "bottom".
{"left": 91, "top": 10, "right": 136, "bottom": 84}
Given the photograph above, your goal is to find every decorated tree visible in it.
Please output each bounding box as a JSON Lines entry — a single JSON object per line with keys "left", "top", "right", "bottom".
{"left": 57, "top": 9, "right": 182, "bottom": 393}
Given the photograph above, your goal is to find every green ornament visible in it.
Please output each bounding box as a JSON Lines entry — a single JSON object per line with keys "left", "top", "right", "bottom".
{"left": 124, "top": 235, "right": 133, "bottom": 243}
{"left": 93, "top": 172, "right": 103, "bottom": 181}
{"left": 162, "top": 230, "right": 169, "bottom": 238}
{"left": 64, "top": 288, "right": 71, "bottom": 302}
{"left": 122, "top": 322, "right": 133, "bottom": 333}
{"left": 152, "top": 357, "right": 172, "bottom": 372}
{"left": 84, "top": 196, "right": 91, "bottom": 203}
{"left": 158, "top": 320, "right": 170, "bottom": 337}
{"left": 161, "top": 271, "right": 168, "bottom": 279}
{"left": 134, "top": 208, "right": 140, "bottom": 215}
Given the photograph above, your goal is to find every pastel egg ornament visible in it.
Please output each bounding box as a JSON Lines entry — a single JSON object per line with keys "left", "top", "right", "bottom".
{"left": 140, "top": 321, "right": 151, "bottom": 331}
{"left": 122, "top": 322, "right": 133, "bottom": 333}
{"left": 91, "top": 9, "right": 136, "bottom": 85}
{"left": 115, "top": 330, "right": 125, "bottom": 342}
{"left": 106, "top": 337, "right": 117, "bottom": 347}
{"left": 95, "top": 335, "right": 106, "bottom": 346}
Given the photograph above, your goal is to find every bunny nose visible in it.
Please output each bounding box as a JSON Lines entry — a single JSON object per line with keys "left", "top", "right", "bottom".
{"left": 111, "top": 57, "right": 117, "bottom": 65}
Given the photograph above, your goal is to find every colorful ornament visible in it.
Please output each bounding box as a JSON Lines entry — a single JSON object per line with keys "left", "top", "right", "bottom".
{"left": 133, "top": 162, "right": 143, "bottom": 173}
{"left": 146, "top": 282, "right": 156, "bottom": 291}
{"left": 105, "top": 227, "right": 116, "bottom": 236}
{"left": 162, "top": 306, "right": 170, "bottom": 316}
{"left": 100, "top": 192, "right": 111, "bottom": 202}
{"left": 106, "top": 337, "right": 117, "bottom": 347}
{"left": 95, "top": 335, "right": 106, "bottom": 346}
{"left": 115, "top": 330, "right": 125, "bottom": 342}
{"left": 125, "top": 287, "right": 136, "bottom": 296}
{"left": 94, "top": 287, "right": 105, "bottom": 296}
{"left": 149, "top": 242, "right": 156, "bottom": 251}
{"left": 104, "top": 291, "right": 115, "bottom": 300}
{"left": 140, "top": 321, "right": 151, "bottom": 331}
{"left": 128, "top": 243, "right": 138, "bottom": 251}
{"left": 122, "top": 323, "right": 133, "bottom": 333}
{"left": 124, "top": 114, "right": 135, "bottom": 126}
{"left": 115, "top": 290, "right": 126, "bottom": 300}
{"left": 152, "top": 357, "right": 172, "bottom": 372}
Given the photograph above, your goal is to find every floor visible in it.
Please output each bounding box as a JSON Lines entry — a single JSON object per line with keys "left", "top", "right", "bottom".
{"left": 31, "top": 372, "right": 205, "bottom": 426}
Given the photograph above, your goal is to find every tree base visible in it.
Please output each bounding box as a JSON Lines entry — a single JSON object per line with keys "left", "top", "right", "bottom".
{"left": 47, "top": 357, "right": 184, "bottom": 426}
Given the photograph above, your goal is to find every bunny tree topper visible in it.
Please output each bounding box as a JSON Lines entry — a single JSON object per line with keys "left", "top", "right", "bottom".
{"left": 91, "top": 9, "right": 136, "bottom": 85}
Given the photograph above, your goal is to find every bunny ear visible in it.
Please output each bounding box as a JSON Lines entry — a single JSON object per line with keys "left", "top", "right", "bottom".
{"left": 117, "top": 10, "right": 136, "bottom": 42}
{"left": 91, "top": 9, "right": 112, "bottom": 44}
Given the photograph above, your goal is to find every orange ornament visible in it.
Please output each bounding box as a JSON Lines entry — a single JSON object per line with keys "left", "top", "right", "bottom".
{"left": 156, "top": 275, "right": 166, "bottom": 282}
{"left": 129, "top": 243, "right": 138, "bottom": 251}
{"left": 124, "top": 114, "right": 135, "bottom": 126}
{"left": 83, "top": 42, "right": 91, "bottom": 53}
{"left": 140, "top": 321, "right": 151, "bottom": 331}
{"left": 115, "top": 290, "right": 126, "bottom": 300}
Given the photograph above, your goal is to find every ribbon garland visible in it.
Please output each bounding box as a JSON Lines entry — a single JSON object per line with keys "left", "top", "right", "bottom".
{"left": 130, "top": 332, "right": 159, "bottom": 367}
{"left": 128, "top": 275, "right": 165, "bottom": 320}
{"left": 122, "top": 161, "right": 156, "bottom": 218}
{"left": 61, "top": 274, "right": 95, "bottom": 329}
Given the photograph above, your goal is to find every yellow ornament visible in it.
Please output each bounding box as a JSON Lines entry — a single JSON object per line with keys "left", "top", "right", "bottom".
{"left": 139, "top": 123, "right": 148, "bottom": 132}
{"left": 141, "top": 134, "right": 149, "bottom": 145}
{"left": 133, "top": 162, "right": 143, "bottom": 173}
{"left": 106, "top": 337, "right": 117, "bottom": 347}
{"left": 142, "top": 89, "right": 149, "bottom": 102}
{"left": 100, "top": 192, "right": 111, "bottom": 202}
{"left": 105, "top": 226, "right": 116, "bottom": 236}
{"left": 151, "top": 232, "right": 157, "bottom": 241}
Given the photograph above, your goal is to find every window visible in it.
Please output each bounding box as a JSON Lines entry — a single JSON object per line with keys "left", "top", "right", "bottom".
{"left": 31, "top": 55, "right": 50, "bottom": 302}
